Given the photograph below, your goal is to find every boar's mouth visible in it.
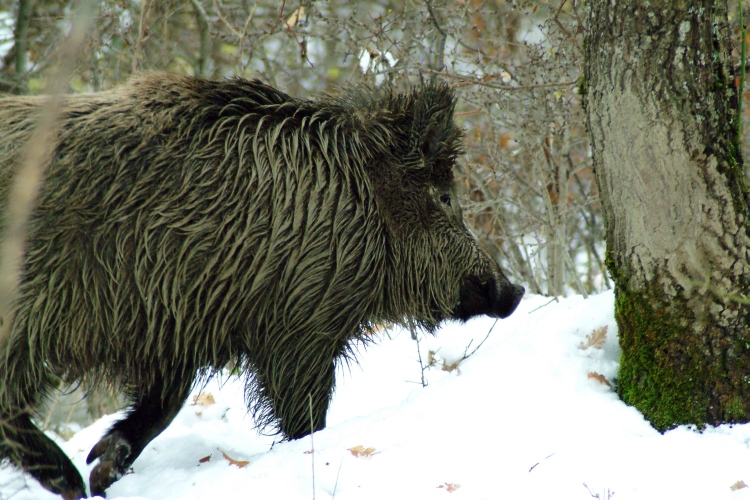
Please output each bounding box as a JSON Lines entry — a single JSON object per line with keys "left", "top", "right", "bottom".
{"left": 453, "top": 275, "right": 525, "bottom": 321}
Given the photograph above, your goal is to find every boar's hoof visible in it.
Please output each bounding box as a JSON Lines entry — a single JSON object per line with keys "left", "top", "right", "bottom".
{"left": 87, "top": 431, "right": 132, "bottom": 497}
{"left": 60, "top": 490, "right": 87, "bottom": 500}
{"left": 48, "top": 475, "right": 86, "bottom": 500}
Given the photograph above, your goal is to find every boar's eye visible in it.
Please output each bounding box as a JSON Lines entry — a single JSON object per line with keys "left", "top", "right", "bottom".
{"left": 439, "top": 193, "right": 451, "bottom": 206}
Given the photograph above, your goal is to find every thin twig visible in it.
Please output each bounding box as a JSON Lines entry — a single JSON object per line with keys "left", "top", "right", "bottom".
{"left": 283, "top": 20, "right": 314, "bottom": 68}
{"left": 454, "top": 109, "right": 484, "bottom": 117}
{"left": 237, "top": 1, "right": 258, "bottom": 72}
{"left": 424, "top": 0, "right": 447, "bottom": 79}
{"left": 413, "top": 329, "right": 429, "bottom": 388}
{"left": 424, "top": 0, "right": 488, "bottom": 57}
{"left": 211, "top": 0, "right": 259, "bottom": 73}
{"left": 462, "top": 320, "right": 498, "bottom": 359}
{"left": 131, "top": 0, "right": 152, "bottom": 73}
{"left": 547, "top": 0, "right": 572, "bottom": 39}
{"left": 419, "top": 67, "right": 578, "bottom": 90}
{"left": 569, "top": 0, "right": 585, "bottom": 35}
{"left": 331, "top": 456, "right": 344, "bottom": 499}
{"left": 561, "top": 235, "right": 588, "bottom": 298}
{"left": 527, "top": 298, "right": 558, "bottom": 314}
{"left": 247, "top": 0, "right": 288, "bottom": 62}
{"left": 212, "top": 0, "right": 241, "bottom": 38}
{"left": 308, "top": 394, "right": 316, "bottom": 500}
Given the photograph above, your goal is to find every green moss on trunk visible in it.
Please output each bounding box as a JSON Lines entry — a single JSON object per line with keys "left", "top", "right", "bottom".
{"left": 615, "top": 274, "right": 750, "bottom": 432}
{"left": 615, "top": 283, "right": 708, "bottom": 431}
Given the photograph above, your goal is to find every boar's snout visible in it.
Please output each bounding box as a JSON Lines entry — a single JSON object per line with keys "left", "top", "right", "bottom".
{"left": 454, "top": 275, "right": 525, "bottom": 321}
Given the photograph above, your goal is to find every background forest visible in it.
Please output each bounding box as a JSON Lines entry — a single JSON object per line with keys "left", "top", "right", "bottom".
{"left": 0, "top": 0, "right": 748, "bottom": 434}
{"left": 0, "top": 0, "right": 601, "bottom": 299}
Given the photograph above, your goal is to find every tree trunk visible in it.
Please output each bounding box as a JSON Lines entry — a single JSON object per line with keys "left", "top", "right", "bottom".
{"left": 584, "top": 1, "right": 750, "bottom": 431}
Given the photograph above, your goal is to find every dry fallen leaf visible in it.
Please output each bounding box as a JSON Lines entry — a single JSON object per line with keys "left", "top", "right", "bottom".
{"left": 192, "top": 392, "right": 216, "bottom": 406}
{"left": 731, "top": 480, "right": 748, "bottom": 491}
{"left": 284, "top": 7, "right": 305, "bottom": 29}
{"left": 220, "top": 450, "right": 249, "bottom": 468}
{"left": 587, "top": 372, "right": 612, "bottom": 388}
{"left": 428, "top": 350, "right": 462, "bottom": 374}
{"left": 427, "top": 350, "right": 438, "bottom": 367}
{"left": 198, "top": 454, "right": 212, "bottom": 464}
{"left": 579, "top": 326, "right": 608, "bottom": 350}
{"left": 499, "top": 132, "right": 512, "bottom": 148}
{"left": 437, "top": 483, "right": 461, "bottom": 493}
{"left": 371, "top": 322, "right": 392, "bottom": 333}
{"left": 441, "top": 360, "right": 462, "bottom": 374}
{"left": 347, "top": 445, "right": 379, "bottom": 458}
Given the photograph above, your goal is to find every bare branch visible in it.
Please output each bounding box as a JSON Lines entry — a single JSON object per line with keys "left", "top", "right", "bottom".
{"left": 212, "top": 0, "right": 242, "bottom": 39}
{"left": 424, "top": 0, "right": 487, "bottom": 58}
{"left": 132, "top": 0, "right": 153, "bottom": 73}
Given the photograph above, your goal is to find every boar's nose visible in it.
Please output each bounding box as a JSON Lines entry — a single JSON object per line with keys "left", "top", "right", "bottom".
{"left": 454, "top": 276, "right": 525, "bottom": 321}
{"left": 494, "top": 283, "right": 525, "bottom": 319}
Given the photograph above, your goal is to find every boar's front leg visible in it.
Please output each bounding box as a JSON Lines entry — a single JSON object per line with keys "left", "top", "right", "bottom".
{"left": 86, "top": 373, "right": 193, "bottom": 497}
{"left": 257, "top": 338, "right": 340, "bottom": 441}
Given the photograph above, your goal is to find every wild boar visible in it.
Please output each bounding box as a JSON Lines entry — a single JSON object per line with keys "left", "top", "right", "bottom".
{"left": 0, "top": 74, "right": 524, "bottom": 499}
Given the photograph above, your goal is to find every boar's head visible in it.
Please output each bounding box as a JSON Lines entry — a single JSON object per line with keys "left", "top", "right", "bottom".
{"left": 361, "top": 82, "right": 525, "bottom": 330}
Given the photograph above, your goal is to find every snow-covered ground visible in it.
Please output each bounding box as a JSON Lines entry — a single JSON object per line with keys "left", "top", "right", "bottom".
{"left": 3, "top": 291, "right": 750, "bottom": 500}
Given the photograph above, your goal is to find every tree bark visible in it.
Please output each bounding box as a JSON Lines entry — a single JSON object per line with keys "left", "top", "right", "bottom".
{"left": 585, "top": 1, "right": 750, "bottom": 431}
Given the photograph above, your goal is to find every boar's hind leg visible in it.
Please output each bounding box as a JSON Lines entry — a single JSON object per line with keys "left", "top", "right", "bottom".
{"left": 1, "top": 336, "right": 86, "bottom": 499}
{"left": 86, "top": 374, "right": 193, "bottom": 497}
{"left": 1, "top": 413, "right": 87, "bottom": 500}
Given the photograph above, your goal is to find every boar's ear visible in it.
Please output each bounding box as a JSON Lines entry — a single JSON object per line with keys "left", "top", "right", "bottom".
{"left": 350, "top": 82, "right": 463, "bottom": 227}
{"left": 396, "top": 82, "right": 463, "bottom": 189}
{"left": 348, "top": 82, "right": 461, "bottom": 188}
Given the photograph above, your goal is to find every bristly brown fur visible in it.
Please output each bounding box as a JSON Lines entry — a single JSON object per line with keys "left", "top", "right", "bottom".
{"left": 0, "top": 74, "right": 521, "bottom": 499}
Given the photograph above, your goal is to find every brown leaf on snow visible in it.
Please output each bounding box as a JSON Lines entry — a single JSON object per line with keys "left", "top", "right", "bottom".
{"left": 428, "top": 350, "right": 462, "bottom": 374}
{"left": 441, "top": 360, "right": 461, "bottom": 374}
{"left": 220, "top": 450, "right": 249, "bottom": 468}
{"left": 587, "top": 372, "right": 612, "bottom": 388}
{"left": 579, "top": 326, "right": 608, "bottom": 350}
{"left": 198, "top": 454, "right": 212, "bottom": 464}
{"left": 427, "top": 350, "right": 438, "bottom": 367}
{"left": 437, "top": 483, "right": 461, "bottom": 493}
{"left": 348, "top": 445, "right": 379, "bottom": 458}
{"left": 730, "top": 480, "right": 748, "bottom": 491}
{"left": 191, "top": 392, "right": 216, "bottom": 406}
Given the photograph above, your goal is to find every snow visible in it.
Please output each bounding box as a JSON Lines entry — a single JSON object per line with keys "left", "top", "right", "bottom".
{"left": 3, "top": 291, "right": 750, "bottom": 499}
